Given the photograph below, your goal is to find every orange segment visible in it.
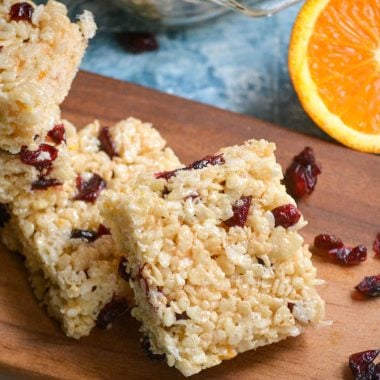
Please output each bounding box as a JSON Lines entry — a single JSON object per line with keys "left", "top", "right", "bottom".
{"left": 289, "top": 0, "right": 380, "bottom": 153}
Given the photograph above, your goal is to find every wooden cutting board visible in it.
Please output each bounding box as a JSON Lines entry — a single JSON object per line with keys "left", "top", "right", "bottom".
{"left": 1, "top": 71, "right": 379, "bottom": 380}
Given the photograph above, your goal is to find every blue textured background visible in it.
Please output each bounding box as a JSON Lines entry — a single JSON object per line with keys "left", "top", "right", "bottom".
{"left": 67, "top": 0, "right": 330, "bottom": 140}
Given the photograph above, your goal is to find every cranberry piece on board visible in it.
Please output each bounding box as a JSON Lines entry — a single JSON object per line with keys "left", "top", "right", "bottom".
{"left": 70, "top": 229, "right": 98, "bottom": 242}
{"left": 0, "top": 204, "right": 10, "bottom": 228}
{"left": 314, "top": 234, "right": 344, "bottom": 253}
{"left": 47, "top": 124, "right": 66, "bottom": 145}
{"left": 284, "top": 147, "right": 321, "bottom": 199}
{"left": 329, "top": 245, "right": 367, "bottom": 265}
{"left": 355, "top": 275, "right": 380, "bottom": 297}
{"left": 20, "top": 144, "right": 58, "bottom": 172}
{"left": 74, "top": 174, "right": 106, "bottom": 203}
{"left": 9, "top": 2, "right": 34, "bottom": 22}
{"left": 272, "top": 204, "right": 301, "bottom": 228}
{"left": 99, "top": 127, "right": 118, "bottom": 158}
{"left": 373, "top": 233, "right": 380, "bottom": 258}
{"left": 96, "top": 296, "right": 129, "bottom": 329}
{"left": 31, "top": 177, "right": 62, "bottom": 190}
{"left": 155, "top": 154, "right": 225, "bottom": 180}
{"left": 349, "top": 349, "right": 380, "bottom": 379}
{"left": 117, "top": 32, "right": 159, "bottom": 54}
{"left": 224, "top": 196, "right": 252, "bottom": 228}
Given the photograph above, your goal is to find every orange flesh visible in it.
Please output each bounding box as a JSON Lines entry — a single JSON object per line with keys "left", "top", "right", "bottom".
{"left": 308, "top": 0, "right": 380, "bottom": 134}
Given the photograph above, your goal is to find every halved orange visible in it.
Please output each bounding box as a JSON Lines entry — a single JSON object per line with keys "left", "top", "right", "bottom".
{"left": 289, "top": 0, "right": 380, "bottom": 153}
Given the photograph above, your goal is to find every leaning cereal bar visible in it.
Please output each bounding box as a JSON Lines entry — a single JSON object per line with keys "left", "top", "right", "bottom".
{"left": 0, "top": 117, "right": 181, "bottom": 338}
{"left": 102, "top": 139, "right": 325, "bottom": 376}
{"left": 0, "top": 0, "right": 96, "bottom": 153}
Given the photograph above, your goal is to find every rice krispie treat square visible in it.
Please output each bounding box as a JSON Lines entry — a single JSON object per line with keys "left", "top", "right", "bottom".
{"left": 102, "top": 139, "right": 325, "bottom": 376}
{"left": 0, "top": 0, "right": 96, "bottom": 153}
{"left": 0, "top": 117, "right": 181, "bottom": 338}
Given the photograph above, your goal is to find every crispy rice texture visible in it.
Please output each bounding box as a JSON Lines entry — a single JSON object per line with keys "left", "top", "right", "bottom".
{"left": 102, "top": 139, "right": 325, "bottom": 376}
{"left": 0, "top": 0, "right": 96, "bottom": 153}
{"left": 0, "top": 117, "right": 181, "bottom": 338}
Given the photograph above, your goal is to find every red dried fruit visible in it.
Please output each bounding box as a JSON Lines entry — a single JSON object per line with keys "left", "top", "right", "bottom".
{"left": 284, "top": 146, "right": 321, "bottom": 199}
{"left": 141, "top": 336, "right": 166, "bottom": 362}
{"left": 74, "top": 174, "right": 106, "bottom": 203}
{"left": 224, "top": 196, "right": 252, "bottom": 228}
{"left": 355, "top": 275, "right": 380, "bottom": 297}
{"left": 155, "top": 154, "right": 225, "bottom": 180}
{"left": 99, "top": 127, "right": 118, "bottom": 158}
{"left": 272, "top": 204, "right": 301, "bottom": 228}
{"left": 314, "top": 234, "right": 344, "bottom": 253}
{"left": 20, "top": 144, "right": 58, "bottom": 173}
{"left": 97, "top": 223, "right": 111, "bottom": 238}
{"left": 349, "top": 349, "right": 380, "bottom": 379}
{"left": 287, "top": 302, "right": 295, "bottom": 312}
{"left": 117, "top": 32, "right": 159, "bottom": 54}
{"left": 96, "top": 296, "right": 129, "bottom": 329}
{"left": 31, "top": 177, "right": 62, "bottom": 190}
{"left": 373, "top": 233, "right": 380, "bottom": 258}
{"left": 0, "top": 204, "right": 10, "bottom": 228}
{"left": 329, "top": 245, "right": 367, "bottom": 265}
{"left": 70, "top": 229, "right": 98, "bottom": 242}
{"left": 9, "top": 2, "right": 34, "bottom": 22}
{"left": 47, "top": 124, "right": 66, "bottom": 145}
{"left": 118, "top": 256, "right": 131, "bottom": 282}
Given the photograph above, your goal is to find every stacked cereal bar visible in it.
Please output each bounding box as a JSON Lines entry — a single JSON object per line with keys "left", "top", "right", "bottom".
{"left": 0, "top": 118, "right": 181, "bottom": 338}
{"left": 0, "top": 0, "right": 95, "bottom": 153}
{"left": 102, "top": 139, "right": 325, "bottom": 376}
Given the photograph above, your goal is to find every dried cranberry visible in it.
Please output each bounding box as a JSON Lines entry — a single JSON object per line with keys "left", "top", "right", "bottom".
{"left": 98, "top": 127, "right": 118, "bottom": 158}
{"left": 0, "top": 204, "right": 10, "bottom": 228}
{"left": 330, "top": 245, "right": 367, "bottom": 265}
{"left": 355, "top": 275, "right": 380, "bottom": 297}
{"left": 20, "top": 143, "right": 58, "bottom": 173}
{"left": 287, "top": 302, "right": 295, "bottom": 312}
{"left": 74, "top": 174, "right": 106, "bottom": 203}
{"left": 96, "top": 296, "right": 129, "bottom": 329}
{"left": 117, "top": 32, "right": 159, "bottom": 54}
{"left": 314, "top": 234, "right": 344, "bottom": 253}
{"left": 97, "top": 223, "right": 111, "bottom": 238}
{"left": 118, "top": 256, "right": 131, "bottom": 282}
{"left": 271, "top": 204, "right": 301, "bottom": 228}
{"left": 47, "top": 124, "right": 66, "bottom": 145}
{"left": 224, "top": 196, "right": 252, "bottom": 228}
{"left": 141, "top": 336, "right": 166, "bottom": 362}
{"left": 155, "top": 154, "right": 225, "bottom": 181}
{"left": 70, "top": 229, "right": 98, "bottom": 242}
{"left": 31, "top": 177, "right": 62, "bottom": 190}
{"left": 9, "top": 2, "right": 34, "bottom": 22}
{"left": 349, "top": 349, "right": 380, "bottom": 379}
{"left": 284, "top": 147, "right": 321, "bottom": 199}
{"left": 175, "top": 312, "right": 190, "bottom": 321}
{"left": 373, "top": 233, "right": 380, "bottom": 258}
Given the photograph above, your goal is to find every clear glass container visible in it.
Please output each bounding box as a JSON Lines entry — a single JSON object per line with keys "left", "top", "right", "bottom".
{"left": 112, "top": 0, "right": 302, "bottom": 26}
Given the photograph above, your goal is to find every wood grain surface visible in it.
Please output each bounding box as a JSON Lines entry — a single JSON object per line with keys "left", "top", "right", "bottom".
{"left": 1, "top": 71, "right": 379, "bottom": 380}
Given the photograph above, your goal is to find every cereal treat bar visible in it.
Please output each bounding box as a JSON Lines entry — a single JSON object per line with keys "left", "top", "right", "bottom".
{"left": 0, "top": 122, "right": 74, "bottom": 205}
{"left": 0, "top": 117, "right": 181, "bottom": 338}
{"left": 102, "top": 139, "right": 325, "bottom": 376}
{"left": 0, "top": 0, "right": 96, "bottom": 153}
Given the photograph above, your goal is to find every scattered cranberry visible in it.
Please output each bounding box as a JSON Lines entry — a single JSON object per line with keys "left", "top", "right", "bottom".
{"left": 287, "top": 302, "right": 295, "bottom": 312}
{"left": 373, "top": 233, "right": 380, "bottom": 258}
{"left": 118, "top": 256, "right": 131, "bottom": 282}
{"left": 155, "top": 154, "right": 225, "bottom": 181}
{"left": 96, "top": 296, "right": 129, "bottom": 329}
{"left": 9, "top": 2, "right": 34, "bottom": 22}
{"left": 47, "top": 124, "right": 66, "bottom": 145}
{"left": 314, "top": 234, "right": 344, "bottom": 253}
{"left": 271, "top": 204, "right": 301, "bottom": 228}
{"left": 71, "top": 224, "right": 111, "bottom": 242}
{"left": 141, "top": 336, "right": 166, "bottom": 362}
{"left": 31, "top": 177, "right": 62, "bottom": 190}
{"left": 355, "top": 275, "right": 380, "bottom": 297}
{"left": 349, "top": 349, "right": 380, "bottom": 379}
{"left": 74, "top": 174, "right": 106, "bottom": 203}
{"left": 117, "top": 32, "right": 159, "bottom": 54}
{"left": 175, "top": 312, "right": 190, "bottom": 321}
{"left": 20, "top": 143, "right": 58, "bottom": 173}
{"left": 0, "top": 204, "right": 10, "bottom": 228}
{"left": 329, "top": 245, "right": 367, "bottom": 265}
{"left": 224, "top": 196, "right": 252, "bottom": 228}
{"left": 99, "top": 127, "right": 118, "bottom": 158}
{"left": 284, "top": 147, "right": 321, "bottom": 199}
{"left": 97, "top": 223, "right": 111, "bottom": 238}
